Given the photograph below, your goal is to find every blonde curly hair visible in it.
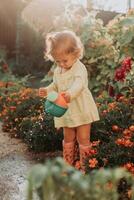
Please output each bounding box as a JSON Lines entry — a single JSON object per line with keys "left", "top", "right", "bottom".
{"left": 45, "top": 30, "right": 84, "bottom": 61}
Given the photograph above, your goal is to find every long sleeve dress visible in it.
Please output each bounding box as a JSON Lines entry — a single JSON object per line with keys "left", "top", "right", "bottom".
{"left": 46, "top": 59, "right": 100, "bottom": 128}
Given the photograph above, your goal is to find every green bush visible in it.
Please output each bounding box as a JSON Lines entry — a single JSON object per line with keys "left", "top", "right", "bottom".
{"left": 23, "top": 114, "right": 63, "bottom": 152}
{"left": 27, "top": 157, "right": 134, "bottom": 200}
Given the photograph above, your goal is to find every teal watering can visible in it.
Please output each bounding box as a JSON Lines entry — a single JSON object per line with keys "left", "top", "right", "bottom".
{"left": 44, "top": 91, "right": 68, "bottom": 117}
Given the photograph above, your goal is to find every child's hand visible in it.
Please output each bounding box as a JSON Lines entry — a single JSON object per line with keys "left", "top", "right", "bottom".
{"left": 61, "top": 92, "right": 71, "bottom": 103}
{"left": 38, "top": 87, "right": 47, "bottom": 98}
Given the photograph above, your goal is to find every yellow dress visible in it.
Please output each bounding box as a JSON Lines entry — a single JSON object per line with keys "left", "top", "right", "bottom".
{"left": 46, "top": 60, "right": 100, "bottom": 128}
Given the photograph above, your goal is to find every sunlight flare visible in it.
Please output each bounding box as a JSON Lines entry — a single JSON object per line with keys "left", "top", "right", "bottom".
{"left": 21, "top": 0, "right": 64, "bottom": 33}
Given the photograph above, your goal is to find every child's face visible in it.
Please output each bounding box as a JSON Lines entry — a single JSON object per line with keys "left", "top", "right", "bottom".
{"left": 53, "top": 53, "right": 77, "bottom": 69}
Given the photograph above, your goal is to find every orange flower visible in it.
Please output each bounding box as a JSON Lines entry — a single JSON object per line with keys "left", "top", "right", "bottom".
{"left": 123, "top": 128, "right": 131, "bottom": 135}
{"left": 129, "top": 125, "right": 134, "bottom": 132}
{"left": 74, "top": 161, "right": 81, "bottom": 170}
{"left": 0, "top": 81, "right": 5, "bottom": 87}
{"left": 112, "top": 125, "right": 120, "bottom": 132}
{"left": 116, "top": 138, "right": 133, "bottom": 147}
{"left": 125, "top": 139, "right": 134, "bottom": 147}
{"left": 123, "top": 163, "right": 134, "bottom": 175}
{"left": 108, "top": 102, "right": 116, "bottom": 110}
{"left": 89, "top": 158, "right": 98, "bottom": 168}
{"left": 123, "top": 129, "right": 132, "bottom": 139}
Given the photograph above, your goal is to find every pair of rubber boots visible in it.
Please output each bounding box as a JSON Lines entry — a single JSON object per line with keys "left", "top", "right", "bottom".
{"left": 62, "top": 140, "right": 91, "bottom": 171}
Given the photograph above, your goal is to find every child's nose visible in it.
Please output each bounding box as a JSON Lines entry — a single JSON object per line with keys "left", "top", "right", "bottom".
{"left": 60, "top": 62, "right": 65, "bottom": 67}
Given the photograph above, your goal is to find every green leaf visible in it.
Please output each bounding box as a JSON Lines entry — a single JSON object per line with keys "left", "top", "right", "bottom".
{"left": 29, "top": 165, "right": 48, "bottom": 189}
{"left": 119, "top": 31, "right": 134, "bottom": 46}
{"left": 119, "top": 17, "right": 134, "bottom": 26}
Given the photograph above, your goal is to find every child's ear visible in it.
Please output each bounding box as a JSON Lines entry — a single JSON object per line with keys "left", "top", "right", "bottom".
{"left": 74, "top": 49, "right": 81, "bottom": 58}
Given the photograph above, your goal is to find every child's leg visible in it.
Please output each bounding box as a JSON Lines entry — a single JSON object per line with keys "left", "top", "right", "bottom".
{"left": 63, "top": 127, "right": 76, "bottom": 143}
{"left": 76, "top": 124, "right": 91, "bottom": 170}
{"left": 62, "top": 127, "right": 76, "bottom": 165}
{"left": 77, "top": 124, "right": 91, "bottom": 145}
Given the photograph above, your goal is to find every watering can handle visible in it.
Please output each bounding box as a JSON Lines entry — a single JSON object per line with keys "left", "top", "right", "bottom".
{"left": 60, "top": 92, "right": 66, "bottom": 99}
{"left": 60, "top": 92, "right": 70, "bottom": 103}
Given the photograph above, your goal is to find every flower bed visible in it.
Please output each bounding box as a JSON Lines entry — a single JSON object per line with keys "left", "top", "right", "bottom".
{"left": 0, "top": 86, "right": 63, "bottom": 152}
{"left": 84, "top": 94, "right": 134, "bottom": 175}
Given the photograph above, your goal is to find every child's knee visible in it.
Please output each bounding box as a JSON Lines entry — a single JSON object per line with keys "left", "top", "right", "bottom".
{"left": 76, "top": 134, "right": 90, "bottom": 145}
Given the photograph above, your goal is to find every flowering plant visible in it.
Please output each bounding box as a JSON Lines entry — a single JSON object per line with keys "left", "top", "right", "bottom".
{"left": 108, "top": 57, "right": 134, "bottom": 99}
{"left": 85, "top": 94, "right": 134, "bottom": 175}
{"left": 0, "top": 85, "right": 63, "bottom": 152}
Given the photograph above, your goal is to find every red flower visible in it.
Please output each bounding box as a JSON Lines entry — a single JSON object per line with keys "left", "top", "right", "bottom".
{"left": 89, "top": 148, "right": 97, "bottom": 155}
{"left": 114, "top": 67, "right": 126, "bottom": 81}
{"left": 10, "top": 106, "right": 16, "bottom": 111}
{"left": 2, "top": 63, "right": 9, "bottom": 72}
{"left": 116, "top": 93, "right": 124, "bottom": 101}
{"left": 121, "top": 57, "right": 132, "bottom": 72}
{"left": 129, "top": 125, "right": 134, "bottom": 132}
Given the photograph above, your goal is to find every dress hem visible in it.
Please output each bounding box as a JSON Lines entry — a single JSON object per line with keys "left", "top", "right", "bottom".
{"left": 54, "top": 118, "right": 100, "bottom": 128}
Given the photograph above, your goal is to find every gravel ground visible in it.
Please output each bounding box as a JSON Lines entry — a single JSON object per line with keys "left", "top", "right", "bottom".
{"left": 0, "top": 123, "right": 35, "bottom": 200}
{"left": 0, "top": 124, "right": 62, "bottom": 200}
{"left": 0, "top": 153, "right": 34, "bottom": 200}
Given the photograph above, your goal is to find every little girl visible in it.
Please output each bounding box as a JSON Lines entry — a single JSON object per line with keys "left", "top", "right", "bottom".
{"left": 39, "top": 30, "right": 99, "bottom": 170}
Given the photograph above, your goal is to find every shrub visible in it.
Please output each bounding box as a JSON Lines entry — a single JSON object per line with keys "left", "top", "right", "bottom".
{"left": 22, "top": 114, "right": 63, "bottom": 152}
{"left": 27, "top": 157, "right": 134, "bottom": 200}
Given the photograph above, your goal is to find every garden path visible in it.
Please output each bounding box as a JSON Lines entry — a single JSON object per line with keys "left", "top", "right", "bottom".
{"left": 0, "top": 123, "right": 35, "bottom": 200}
{"left": 0, "top": 123, "right": 61, "bottom": 200}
